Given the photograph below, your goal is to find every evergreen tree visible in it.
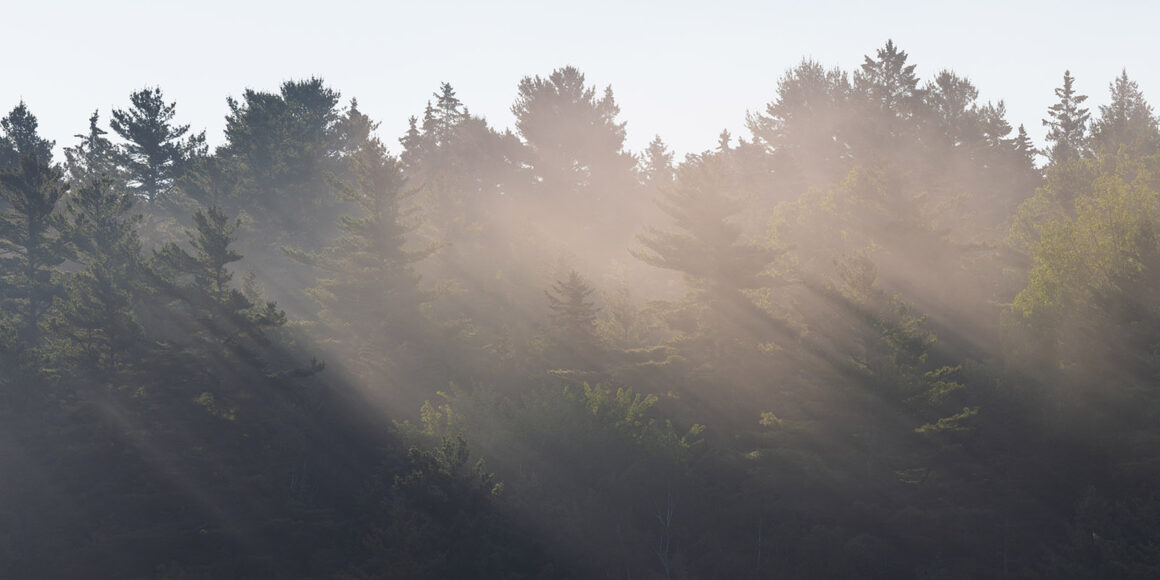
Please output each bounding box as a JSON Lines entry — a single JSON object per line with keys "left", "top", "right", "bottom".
{"left": 110, "top": 87, "right": 206, "bottom": 203}
{"left": 1043, "top": 70, "right": 1091, "bottom": 164}
{"left": 50, "top": 176, "right": 144, "bottom": 374}
{"left": 747, "top": 58, "right": 855, "bottom": 193}
{"left": 641, "top": 135, "right": 674, "bottom": 186}
{"left": 291, "top": 107, "right": 433, "bottom": 381}
{"left": 633, "top": 154, "right": 786, "bottom": 368}
{"left": 220, "top": 78, "right": 343, "bottom": 242}
{"left": 923, "top": 70, "right": 981, "bottom": 147}
{"left": 64, "top": 111, "right": 120, "bottom": 184}
{"left": 855, "top": 40, "right": 922, "bottom": 116}
{"left": 0, "top": 101, "right": 54, "bottom": 169}
{"left": 511, "top": 66, "right": 634, "bottom": 196}
{"left": 154, "top": 206, "right": 285, "bottom": 358}
{"left": 0, "top": 154, "right": 68, "bottom": 345}
{"left": 1013, "top": 124, "right": 1038, "bottom": 168}
{"left": 544, "top": 269, "right": 601, "bottom": 365}
{"left": 1090, "top": 69, "right": 1160, "bottom": 157}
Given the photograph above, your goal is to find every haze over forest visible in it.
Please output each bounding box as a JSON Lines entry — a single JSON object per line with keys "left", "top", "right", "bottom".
{"left": 3, "top": 40, "right": 1160, "bottom": 578}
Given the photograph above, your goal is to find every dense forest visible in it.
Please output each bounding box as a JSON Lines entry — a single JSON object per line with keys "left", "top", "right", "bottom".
{"left": 3, "top": 41, "right": 1160, "bottom": 578}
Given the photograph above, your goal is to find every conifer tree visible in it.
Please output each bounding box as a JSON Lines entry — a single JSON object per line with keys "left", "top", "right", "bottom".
{"left": 634, "top": 154, "right": 786, "bottom": 362}
{"left": 1090, "top": 69, "right": 1160, "bottom": 157}
{"left": 0, "top": 154, "right": 68, "bottom": 345}
{"left": 220, "top": 78, "right": 343, "bottom": 242}
{"left": 1043, "top": 71, "right": 1091, "bottom": 164}
{"left": 291, "top": 106, "right": 433, "bottom": 380}
{"left": 0, "top": 101, "right": 54, "bottom": 169}
{"left": 511, "top": 66, "right": 634, "bottom": 196}
{"left": 154, "top": 206, "right": 285, "bottom": 357}
{"left": 50, "top": 176, "right": 144, "bottom": 373}
{"left": 111, "top": 87, "right": 206, "bottom": 203}
{"left": 641, "top": 135, "right": 674, "bottom": 186}
{"left": 64, "top": 111, "right": 119, "bottom": 184}
{"left": 856, "top": 40, "right": 922, "bottom": 116}
{"left": 545, "top": 269, "right": 601, "bottom": 362}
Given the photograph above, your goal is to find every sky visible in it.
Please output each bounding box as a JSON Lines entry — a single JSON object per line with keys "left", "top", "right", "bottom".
{"left": 5, "top": 0, "right": 1159, "bottom": 160}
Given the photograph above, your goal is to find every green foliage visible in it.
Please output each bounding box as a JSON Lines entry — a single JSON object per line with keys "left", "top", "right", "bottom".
{"left": 12, "top": 47, "right": 1160, "bottom": 580}
{"left": 512, "top": 66, "right": 633, "bottom": 196}
{"left": 1015, "top": 155, "right": 1159, "bottom": 322}
{"left": 1044, "top": 70, "right": 1091, "bottom": 165}
{"left": 1091, "top": 69, "right": 1160, "bottom": 157}
{"left": 0, "top": 153, "right": 68, "bottom": 345}
{"left": 154, "top": 206, "right": 286, "bottom": 356}
{"left": 110, "top": 87, "right": 206, "bottom": 203}
{"left": 0, "top": 101, "right": 54, "bottom": 168}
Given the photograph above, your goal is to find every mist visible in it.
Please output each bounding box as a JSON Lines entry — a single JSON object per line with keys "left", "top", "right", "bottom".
{"left": 2, "top": 41, "right": 1160, "bottom": 578}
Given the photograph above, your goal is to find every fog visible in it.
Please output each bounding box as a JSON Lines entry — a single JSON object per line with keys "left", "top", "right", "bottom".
{"left": 2, "top": 41, "right": 1160, "bottom": 578}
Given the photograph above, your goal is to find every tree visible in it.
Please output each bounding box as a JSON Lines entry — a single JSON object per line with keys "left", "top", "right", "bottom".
{"left": 0, "top": 102, "right": 54, "bottom": 170}
{"left": 1090, "top": 69, "right": 1160, "bottom": 157}
{"left": 1013, "top": 154, "right": 1160, "bottom": 378}
{"left": 154, "top": 206, "right": 285, "bottom": 359}
{"left": 290, "top": 106, "right": 433, "bottom": 381}
{"left": 64, "top": 111, "right": 120, "bottom": 184}
{"left": 634, "top": 154, "right": 786, "bottom": 371}
{"left": 50, "top": 176, "right": 144, "bottom": 374}
{"left": 635, "top": 155, "right": 781, "bottom": 298}
{"left": 1013, "top": 124, "right": 1037, "bottom": 165}
{"left": 511, "top": 66, "right": 635, "bottom": 197}
{"left": 747, "top": 59, "right": 856, "bottom": 196}
{"left": 220, "top": 78, "right": 345, "bottom": 243}
{"left": 855, "top": 40, "right": 922, "bottom": 117}
{"left": 110, "top": 87, "right": 206, "bottom": 203}
{"left": 0, "top": 154, "right": 68, "bottom": 346}
{"left": 641, "top": 135, "right": 674, "bottom": 186}
{"left": 923, "top": 70, "right": 981, "bottom": 147}
{"left": 544, "top": 269, "right": 601, "bottom": 366}
{"left": 1043, "top": 70, "right": 1091, "bottom": 165}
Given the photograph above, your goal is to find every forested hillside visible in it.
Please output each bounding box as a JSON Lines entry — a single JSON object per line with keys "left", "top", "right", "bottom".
{"left": 4, "top": 42, "right": 1160, "bottom": 578}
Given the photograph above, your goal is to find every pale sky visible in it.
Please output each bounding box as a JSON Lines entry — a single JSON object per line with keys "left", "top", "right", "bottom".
{"left": 6, "top": 1, "right": 1158, "bottom": 160}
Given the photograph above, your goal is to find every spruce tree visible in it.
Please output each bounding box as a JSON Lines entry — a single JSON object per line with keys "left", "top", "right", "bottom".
{"left": 1043, "top": 70, "right": 1091, "bottom": 164}
{"left": 544, "top": 269, "right": 601, "bottom": 363}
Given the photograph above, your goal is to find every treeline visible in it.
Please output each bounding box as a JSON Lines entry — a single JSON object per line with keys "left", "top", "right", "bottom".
{"left": 2, "top": 41, "right": 1160, "bottom": 578}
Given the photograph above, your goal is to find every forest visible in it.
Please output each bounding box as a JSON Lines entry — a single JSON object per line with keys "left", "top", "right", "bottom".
{"left": 2, "top": 40, "right": 1160, "bottom": 578}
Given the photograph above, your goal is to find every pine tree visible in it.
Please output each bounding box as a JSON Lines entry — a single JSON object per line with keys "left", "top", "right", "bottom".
{"left": 1043, "top": 71, "right": 1091, "bottom": 164}
{"left": 0, "top": 153, "right": 68, "bottom": 345}
{"left": 747, "top": 58, "right": 855, "bottom": 191}
{"left": 50, "top": 176, "right": 144, "bottom": 374}
{"left": 0, "top": 102, "right": 54, "bottom": 170}
{"left": 511, "top": 66, "right": 634, "bottom": 196}
{"left": 154, "top": 206, "right": 285, "bottom": 358}
{"left": 923, "top": 70, "right": 981, "bottom": 146}
{"left": 633, "top": 154, "right": 786, "bottom": 360}
{"left": 110, "top": 87, "right": 206, "bottom": 203}
{"left": 220, "top": 78, "right": 343, "bottom": 241}
{"left": 64, "top": 111, "right": 120, "bottom": 184}
{"left": 1090, "top": 69, "right": 1160, "bottom": 157}
{"left": 290, "top": 107, "right": 433, "bottom": 380}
